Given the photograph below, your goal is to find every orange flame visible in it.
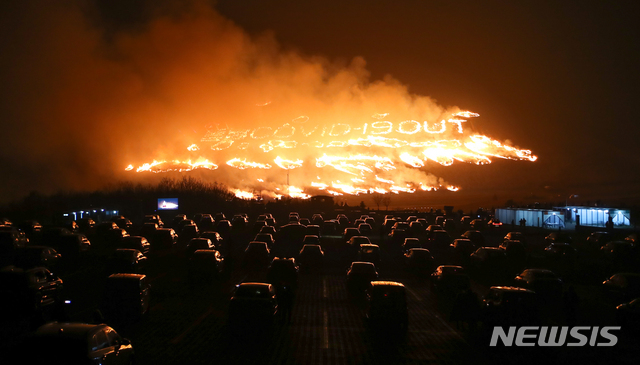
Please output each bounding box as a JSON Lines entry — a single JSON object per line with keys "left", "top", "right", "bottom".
{"left": 126, "top": 112, "right": 537, "bottom": 198}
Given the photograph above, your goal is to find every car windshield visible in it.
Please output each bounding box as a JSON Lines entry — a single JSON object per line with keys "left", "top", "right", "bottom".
{"left": 302, "top": 245, "right": 321, "bottom": 253}
{"left": 235, "top": 285, "right": 271, "bottom": 299}
{"left": 350, "top": 263, "right": 376, "bottom": 274}
{"left": 370, "top": 286, "right": 406, "bottom": 303}
{"left": 411, "top": 250, "right": 431, "bottom": 258}
{"left": 441, "top": 266, "right": 464, "bottom": 275}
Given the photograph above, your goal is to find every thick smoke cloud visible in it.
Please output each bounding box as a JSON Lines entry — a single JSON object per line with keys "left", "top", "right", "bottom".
{"left": 0, "top": 0, "right": 464, "bottom": 203}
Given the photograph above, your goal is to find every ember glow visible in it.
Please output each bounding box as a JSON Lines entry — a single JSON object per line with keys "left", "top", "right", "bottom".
{"left": 127, "top": 112, "right": 537, "bottom": 198}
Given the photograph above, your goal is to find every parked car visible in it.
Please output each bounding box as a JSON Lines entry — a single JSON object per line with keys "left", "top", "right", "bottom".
{"left": 513, "top": 269, "right": 563, "bottom": 298}
{"left": 139, "top": 222, "right": 159, "bottom": 241}
{"left": 302, "top": 235, "right": 320, "bottom": 246}
{"left": 450, "top": 239, "right": 476, "bottom": 260}
{"left": 172, "top": 214, "right": 187, "bottom": 228}
{"left": 254, "top": 233, "right": 275, "bottom": 249}
{"left": 586, "top": 232, "right": 614, "bottom": 250}
{"left": 13, "top": 246, "right": 61, "bottom": 270}
{"left": 357, "top": 244, "right": 381, "bottom": 268}
{"left": 402, "top": 237, "right": 422, "bottom": 254}
{"left": 196, "top": 214, "right": 214, "bottom": 230}
{"left": 616, "top": 298, "right": 640, "bottom": 328}
{"left": 179, "top": 224, "right": 199, "bottom": 244}
{"left": 228, "top": 282, "right": 278, "bottom": 333}
{"left": 244, "top": 241, "right": 271, "bottom": 269}
{"left": 499, "top": 240, "right": 527, "bottom": 263}
{"left": 77, "top": 218, "right": 95, "bottom": 234}
{"left": 102, "top": 273, "right": 151, "bottom": 320}
{"left": 298, "top": 244, "right": 324, "bottom": 272}
{"left": 430, "top": 265, "right": 470, "bottom": 294}
{"left": 470, "top": 219, "right": 485, "bottom": 230}
{"left": 188, "top": 249, "right": 225, "bottom": 284}
{"left": 347, "top": 261, "right": 378, "bottom": 294}
{"left": 603, "top": 273, "right": 640, "bottom": 301}
{"left": 186, "top": 238, "right": 216, "bottom": 257}
{"left": 252, "top": 220, "right": 267, "bottom": 234}
{"left": 259, "top": 226, "right": 277, "bottom": 236}
{"left": 366, "top": 281, "right": 408, "bottom": 339}
{"left": 460, "top": 216, "right": 473, "bottom": 226}
{"left": 504, "top": 232, "right": 526, "bottom": 245}
{"left": 144, "top": 214, "right": 163, "bottom": 227}
{"left": 426, "top": 230, "right": 451, "bottom": 252}
{"left": 1, "top": 229, "right": 27, "bottom": 265}
{"left": 215, "top": 220, "right": 233, "bottom": 238}
{"left": 600, "top": 241, "right": 635, "bottom": 266}
{"left": 152, "top": 228, "right": 178, "bottom": 249}
{"left": 348, "top": 236, "right": 372, "bottom": 249}
{"left": 461, "top": 230, "right": 485, "bottom": 247}
{"left": 266, "top": 257, "right": 299, "bottom": 291}
{"left": 112, "top": 217, "right": 133, "bottom": 230}
{"left": 322, "top": 220, "right": 338, "bottom": 236}
{"left": 544, "top": 242, "right": 578, "bottom": 260}
{"left": 545, "top": 232, "right": 573, "bottom": 245}
{"left": 343, "top": 227, "right": 361, "bottom": 242}
{"left": 231, "top": 214, "right": 248, "bottom": 228}
{"left": 404, "top": 248, "right": 434, "bottom": 273}
{"left": 105, "top": 249, "right": 147, "bottom": 275}
{"left": 311, "top": 214, "right": 324, "bottom": 226}
{"left": 118, "top": 236, "right": 151, "bottom": 256}
{"left": 199, "top": 230, "right": 223, "bottom": 247}
{"left": 482, "top": 286, "right": 539, "bottom": 326}
{"left": 358, "top": 223, "right": 373, "bottom": 236}
{"left": 408, "top": 221, "right": 425, "bottom": 236}
{"left": 0, "top": 266, "right": 64, "bottom": 318}
{"left": 469, "top": 247, "right": 508, "bottom": 275}
{"left": 22, "top": 322, "right": 134, "bottom": 364}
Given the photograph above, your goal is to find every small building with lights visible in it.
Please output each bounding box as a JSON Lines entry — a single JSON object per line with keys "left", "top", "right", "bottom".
{"left": 62, "top": 208, "right": 121, "bottom": 223}
{"left": 495, "top": 208, "right": 565, "bottom": 228}
{"left": 559, "top": 206, "right": 630, "bottom": 227}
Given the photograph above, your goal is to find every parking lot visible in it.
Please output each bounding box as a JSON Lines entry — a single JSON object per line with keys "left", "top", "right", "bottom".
{"left": 2, "top": 213, "right": 640, "bottom": 364}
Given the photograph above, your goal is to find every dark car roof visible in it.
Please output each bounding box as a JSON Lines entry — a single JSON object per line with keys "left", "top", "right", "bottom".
{"left": 408, "top": 248, "right": 431, "bottom": 256}
{"left": 370, "top": 281, "right": 404, "bottom": 287}
{"left": 489, "top": 286, "right": 535, "bottom": 293}
{"left": 234, "top": 282, "right": 273, "bottom": 298}
{"left": 521, "top": 269, "right": 558, "bottom": 279}
{"left": 349, "top": 261, "right": 376, "bottom": 272}
{"left": 437, "top": 265, "right": 465, "bottom": 274}
{"left": 107, "top": 273, "right": 146, "bottom": 281}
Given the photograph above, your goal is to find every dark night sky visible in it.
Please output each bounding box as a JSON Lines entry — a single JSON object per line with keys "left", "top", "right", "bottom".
{"left": 1, "top": 0, "right": 639, "bottom": 209}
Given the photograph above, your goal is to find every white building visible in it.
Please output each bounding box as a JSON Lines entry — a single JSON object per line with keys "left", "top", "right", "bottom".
{"left": 560, "top": 206, "right": 630, "bottom": 227}
{"left": 495, "top": 208, "right": 565, "bottom": 228}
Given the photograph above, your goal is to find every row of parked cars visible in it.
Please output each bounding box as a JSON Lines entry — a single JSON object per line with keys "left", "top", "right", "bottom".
{"left": 3, "top": 209, "right": 640, "bottom": 362}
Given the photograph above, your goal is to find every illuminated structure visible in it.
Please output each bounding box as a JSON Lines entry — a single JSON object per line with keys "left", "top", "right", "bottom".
{"left": 495, "top": 208, "right": 565, "bottom": 228}
{"left": 561, "top": 206, "right": 630, "bottom": 227}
